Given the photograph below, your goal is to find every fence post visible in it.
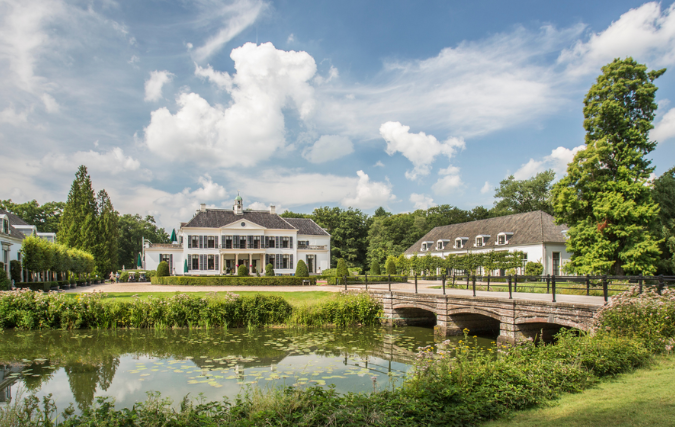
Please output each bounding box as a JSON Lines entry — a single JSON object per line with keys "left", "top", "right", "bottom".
{"left": 508, "top": 275, "right": 513, "bottom": 299}
{"left": 452, "top": 273, "right": 456, "bottom": 286}
{"left": 551, "top": 274, "right": 556, "bottom": 303}
{"left": 487, "top": 273, "right": 491, "bottom": 292}
{"left": 466, "top": 274, "right": 470, "bottom": 290}
{"left": 514, "top": 274, "right": 518, "bottom": 293}
{"left": 388, "top": 274, "right": 391, "bottom": 292}
{"left": 415, "top": 274, "right": 418, "bottom": 294}
{"left": 659, "top": 274, "right": 665, "bottom": 295}
{"left": 602, "top": 275, "right": 608, "bottom": 303}
{"left": 365, "top": 273, "right": 368, "bottom": 291}
{"left": 586, "top": 274, "right": 590, "bottom": 296}
{"left": 344, "top": 275, "right": 347, "bottom": 291}
{"left": 442, "top": 274, "right": 446, "bottom": 295}
{"left": 639, "top": 274, "right": 643, "bottom": 294}
{"left": 472, "top": 275, "right": 476, "bottom": 297}
{"left": 546, "top": 274, "right": 550, "bottom": 293}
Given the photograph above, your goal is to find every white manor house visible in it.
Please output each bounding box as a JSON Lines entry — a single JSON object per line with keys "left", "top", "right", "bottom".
{"left": 143, "top": 196, "right": 331, "bottom": 275}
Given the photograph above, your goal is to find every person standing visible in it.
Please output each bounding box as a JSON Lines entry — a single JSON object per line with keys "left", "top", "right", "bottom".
{"left": 115, "top": 272, "right": 120, "bottom": 283}
{"left": 109, "top": 272, "right": 114, "bottom": 283}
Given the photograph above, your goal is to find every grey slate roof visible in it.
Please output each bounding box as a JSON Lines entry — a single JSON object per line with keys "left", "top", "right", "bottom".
{"left": 184, "top": 209, "right": 297, "bottom": 230}
{"left": 0, "top": 209, "right": 27, "bottom": 240}
{"left": 283, "top": 218, "right": 330, "bottom": 236}
{"left": 404, "top": 211, "right": 568, "bottom": 255}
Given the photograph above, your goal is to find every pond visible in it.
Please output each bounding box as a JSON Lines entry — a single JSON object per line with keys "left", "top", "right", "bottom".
{"left": 0, "top": 327, "right": 495, "bottom": 413}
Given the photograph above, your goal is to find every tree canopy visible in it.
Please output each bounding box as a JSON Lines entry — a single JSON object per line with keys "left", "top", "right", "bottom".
{"left": 652, "top": 167, "right": 675, "bottom": 274}
{"left": 493, "top": 170, "right": 555, "bottom": 216}
{"left": 0, "top": 199, "right": 65, "bottom": 233}
{"left": 552, "top": 58, "right": 666, "bottom": 275}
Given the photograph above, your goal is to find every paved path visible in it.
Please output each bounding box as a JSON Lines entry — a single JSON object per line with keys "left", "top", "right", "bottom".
{"left": 65, "top": 280, "right": 606, "bottom": 305}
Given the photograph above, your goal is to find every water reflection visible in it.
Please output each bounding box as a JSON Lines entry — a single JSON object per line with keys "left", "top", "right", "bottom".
{"left": 0, "top": 327, "right": 495, "bottom": 411}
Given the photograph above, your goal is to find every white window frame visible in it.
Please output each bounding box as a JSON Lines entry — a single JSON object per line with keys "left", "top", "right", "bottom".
{"left": 496, "top": 232, "right": 513, "bottom": 245}
{"left": 454, "top": 237, "right": 468, "bottom": 249}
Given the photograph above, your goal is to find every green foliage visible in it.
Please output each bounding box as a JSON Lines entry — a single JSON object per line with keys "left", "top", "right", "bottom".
{"left": 118, "top": 213, "right": 170, "bottom": 270}
{"left": 325, "top": 275, "right": 407, "bottom": 285}
{"left": 58, "top": 166, "right": 97, "bottom": 253}
{"left": 0, "top": 199, "right": 65, "bottom": 233}
{"left": 295, "top": 259, "right": 309, "bottom": 277}
{"left": 336, "top": 258, "right": 349, "bottom": 278}
{"left": 0, "top": 265, "right": 10, "bottom": 290}
{"left": 385, "top": 256, "right": 397, "bottom": 275}
{"left": 652, "top": 166, "right": 675, "bottom": 274}
{"left": 265, "top": 263, "right": 274, "bottom": 277}
{"left": 288, "top": 292, "right": 382, "bottom": 326}
{"left": 492, "top": 170, "right": 555, "bottom": 216}
{"left": 151, "top": 276, "right": 317, "bottom": 286}
{"left": 312, "top": 206, "right": 369, "bottom": 269}
{"left": 156, "top": 261, "right": 170, "bottom": 277}
{"left": 237, "top": 265, "right": 249, "bottom": 276}
{"left": 279, "top": 211, "right": 311, "bottom": 218}
{"left": 595, "top": 286, "right": 675, "bottom": 353}
{"left": 119, "top": 272, "right": 129, "bottom": 283}
{"left": 10, "top": 260, "right": 21, "bottom": 283}
{"left": 524, "top": 261, "right": 544, "bottom": 276}
{"left": 552, "top": 58, "right": 666, "bottom": 275}
{"left": 95, "top": 189, "right": 118, "bottom": 275}
{"left": 370, "top": 258, "right": 381, "bottom": 275}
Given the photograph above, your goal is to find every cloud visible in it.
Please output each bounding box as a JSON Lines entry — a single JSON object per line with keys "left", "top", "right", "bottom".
{"left": 558, "top": 2, "right": 675, "bottom": 76}
{"left": 379, "top": 121, "right": 464, "bottom": 180}
{"left": 410, "top": 193, "right": 435, "bottom": 210}
{"left": 145, "top": 42, "right": 317, "bottom": 167}
{"left": 302, "top": 135, "right": 353, "bottom": 163}
{"left": 192, "top": 0, "right": 266, "bottom": 62}
{"left": 342, "top": 171, "right": 395, "bottom": 209}
{"left": 41, "top": 93, "right": 59, "bottom": 113}
{"left": 286, "top": 33, "right": 294, "bottom": 44}
{"left": 480, "top": 181, "right": 491, "bottom": 194}
{"left": 34, "top": 147, "right": 145, "bottom": 177}
{"left": 652, "top": 107, "right": 675, "bottom": 141}
{"left": 144, "top": 70, "right": 174, "bottom": 102}
{"left": 195, "top": 63, "right": 233, "bottom": 91}
{"left": 374, "top": 161, "right": 385, "bottom": 167}
{"left": 513, "top": 145, "right": 585, "bottom": 180}
{"left": 0, "top": 106, "right": 29, "bottom": 124}
{"left": 431, "top": 165, "right": 463, "bottom": 195}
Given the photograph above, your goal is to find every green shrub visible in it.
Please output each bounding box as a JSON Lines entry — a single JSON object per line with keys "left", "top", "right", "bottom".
{"left": 265, "top": 263, "right": 274, "bottom": 277}
{"left": 336, "top": 258, "right": 348, "bottom": 278}
{"left": 151, "top": 276, "right": 316, "bottom": 286}
{"left": 370, "top": 259, "right": 381, "bottom": 275}
{"left": 0, "top": 265, "right": 10, "bottom": 291}
{"left": 525, "top": 261, "right": 544, "bottom": 276}
{"left": 119, "top": 272, "right": 129, "bottom": 283}
{"left": 326, "top": 275, "right": 408, "bottom": 285}
{"left": 147, "top": 270, "right": 157, "bottom": 277}
{"left": 15, "top": 282, "right": 50, "bottom": 292}
{"left": 386, "top": 256, "right": 397, "bottom": 275}
{"left": 295, "top": 260, "right": 309, "bottom": 277}
{"left": 157, "top": 261, "right": 170, "bottom": 277}
{"left": 237, "top": 265, "right": 249, "bottom": 276}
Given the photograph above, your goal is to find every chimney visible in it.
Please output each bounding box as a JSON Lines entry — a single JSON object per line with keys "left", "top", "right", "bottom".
{"left": 270, "top": 205, "right": 276, "bottom": 214}
{"left": 200, "top": 203, "right": 206, "bottom": 212}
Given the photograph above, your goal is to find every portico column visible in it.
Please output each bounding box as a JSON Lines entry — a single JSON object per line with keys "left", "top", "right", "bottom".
{"left": 235, "top": 253, "right": 238, "bottom": 270}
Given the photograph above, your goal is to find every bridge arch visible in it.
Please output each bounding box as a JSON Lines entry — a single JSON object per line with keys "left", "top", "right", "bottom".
{"left": 515, "top": 318, "right": 585, "bottom": 342}
{"left": 391, "top": 305, "right": 437, "bottom": 327}
{"left": 442, "top": 309, "right": 501, "bottom": 336}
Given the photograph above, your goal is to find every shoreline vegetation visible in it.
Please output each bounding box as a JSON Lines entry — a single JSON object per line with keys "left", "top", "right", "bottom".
{"left": 1, "top": 286, "right": 674, "bottom": 426}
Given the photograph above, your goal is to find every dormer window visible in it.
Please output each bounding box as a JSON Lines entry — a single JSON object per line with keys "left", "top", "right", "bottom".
{"left": 421, "top": 241, "right": 434, "bottom": 251}
{"left": 475, "top": 234, "right": 490, "bottom": 247}
{"left": 454, "top": 237, "right": 468, "bottom": 249}
{"left": 561, "top": 230, "right": 569, "bottom": 239}
{"left": 0, "top": 216, "right": 8, "bottom": 234}
{"left": 496, "top": 232, "right": 513, "bottom": 245}
{"left": 437, "top": 239, "right": 450, "bottom": 250}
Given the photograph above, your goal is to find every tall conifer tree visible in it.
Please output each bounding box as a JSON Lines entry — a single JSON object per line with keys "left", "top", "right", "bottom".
{"left": 96, "top": 190, "right": 119, "bottom": 274}
{"left": 59, "top": 166, "right": 97, "bottom": 251}
{"left": 552, "top": 58, "right": 665, "bottom": 275}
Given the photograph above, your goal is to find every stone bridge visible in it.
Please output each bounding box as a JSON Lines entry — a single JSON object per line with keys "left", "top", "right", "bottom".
{"left": 365, "top": 290, "right": 601, "bottom": 345}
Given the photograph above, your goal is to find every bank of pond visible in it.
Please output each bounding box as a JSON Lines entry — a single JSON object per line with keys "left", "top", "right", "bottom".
{"left": 0, "top": 286, "right": 673, "bottom": 426}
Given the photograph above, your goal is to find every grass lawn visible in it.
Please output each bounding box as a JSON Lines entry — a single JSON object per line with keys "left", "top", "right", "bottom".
{"left": 485, "top": 355, "right": 675, "bottom": 427}
{"left": 64, "top": 291, "right": 337, "bottom": 306}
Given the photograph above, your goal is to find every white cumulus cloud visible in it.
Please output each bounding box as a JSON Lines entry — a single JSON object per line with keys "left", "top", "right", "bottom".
{"left": 302, "top": 135, "right": 353, "bottom": 163}
{"left": 652, "top": 107, "right": 675, "bottom": 141}
{"left": 195, "top": 63, "right": 233, "bottom": 91}
{"left": 432, "top": 165, "right": 463, "bottom": 195}
{"left": 144, "top": 70, "right": 174, "bottom": 102}
{"left": 513, "top": 145, "right": 585, "bottom": 180}
{"left": 342, "top": 170, "right": 395, "bottom": 209}
{"left": 145, "top": 42, "right": 316, "bottom": 167}
{"left": 410, "top": 193, "right": 435, "bottom": 210}
{"left": 379, "top": 121, "right": 464, "bottom": 180}
{"left": 480, "top": 181, "right": 491, "bottom": 194}
{"left": 0, "top": 106, "right": 29, "bottom": 124}
{"left": 41, "top": 93, "right": 59, "bottom": 113}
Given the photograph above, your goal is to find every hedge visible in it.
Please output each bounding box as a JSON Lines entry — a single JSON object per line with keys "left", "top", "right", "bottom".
{"left": 326, "top": 275, "right": 408, "bottom": 286}
{"left": 151, "top": 276, "right": 317, "bottom": 286}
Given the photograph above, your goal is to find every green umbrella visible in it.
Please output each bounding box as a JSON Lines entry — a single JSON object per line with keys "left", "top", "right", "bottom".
{"left": 184, "top": 259, "right": 188, "bottom": 273}
{"left": 170, "top": 229, "right": 177, "bottom": 242}
{"left": 136, "top": 253, "right": 142, "bottom": 268}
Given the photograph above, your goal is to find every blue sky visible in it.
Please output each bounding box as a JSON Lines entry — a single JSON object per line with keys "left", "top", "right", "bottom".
{"left": 2, "top": 0, "right": 675, "bottom": 230}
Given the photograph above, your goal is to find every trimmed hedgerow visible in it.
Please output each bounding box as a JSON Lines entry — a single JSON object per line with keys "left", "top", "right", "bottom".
{"left": 156, "top": 261, "right": 170, "bottom": 277}
{"left": 326, "top": 275, "right": 408, "bottom": 286}
{"left": 151, "top": 276, "right": 317, "bottom": 286}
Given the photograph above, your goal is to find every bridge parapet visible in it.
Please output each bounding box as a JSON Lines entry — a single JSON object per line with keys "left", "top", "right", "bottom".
{"left": 365, "top": 290, "right": 600, "bottom": 345}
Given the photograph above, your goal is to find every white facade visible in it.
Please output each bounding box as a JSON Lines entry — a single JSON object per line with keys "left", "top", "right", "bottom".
{"left": 143, "top": 198, "right": 331, "bottom": 276}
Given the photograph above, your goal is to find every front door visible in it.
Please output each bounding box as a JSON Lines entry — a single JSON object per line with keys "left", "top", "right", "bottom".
{"left": 307, "top": 255, "right": 315, "bottom": 273}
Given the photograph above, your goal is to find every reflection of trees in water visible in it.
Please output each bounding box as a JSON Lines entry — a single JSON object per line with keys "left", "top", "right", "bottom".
{"left": 64, "top": 355, "right": 119, "bottom": 411}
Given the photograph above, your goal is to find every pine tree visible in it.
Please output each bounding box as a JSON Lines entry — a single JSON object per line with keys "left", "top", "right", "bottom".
{"left": 385, "top": 256, "right": 397, "bottom": 275}
{"left": 370, "top": 259, "right": 381, "bottom": 275}
{"left": 59, "top": 166, "right": 98, "bottom": 251}
{"left": 96, "top": 190, "right": 119, "bottom": 275}
{"left": 336, "top": 258, "right": 349, "bottom": 278}
{"left": 552, "top": 58, "right": 665, "bottom": 275}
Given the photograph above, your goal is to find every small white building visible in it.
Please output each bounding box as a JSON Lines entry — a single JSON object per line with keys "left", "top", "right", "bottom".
{"left": 405, "top": 211, "right": 570, "bottom": 276}
{"left": 143, "top": 196, "right": 331, "bottom": 275}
